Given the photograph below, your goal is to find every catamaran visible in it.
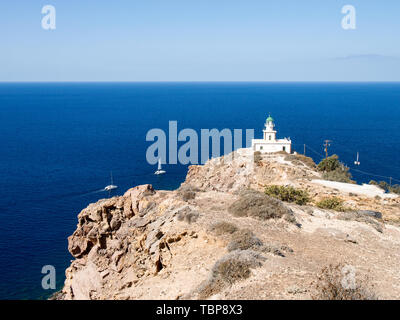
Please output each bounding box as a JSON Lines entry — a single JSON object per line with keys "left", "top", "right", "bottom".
{"left": 154, "top": 159, "right": 166, "bottom": 175}
{"left": 104, "top": 171, "right": 118, "bottom": 191}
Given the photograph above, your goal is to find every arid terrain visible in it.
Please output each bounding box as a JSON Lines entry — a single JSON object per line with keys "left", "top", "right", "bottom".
{"left": 59, "top": 149, "right": 400, "bottom": 300}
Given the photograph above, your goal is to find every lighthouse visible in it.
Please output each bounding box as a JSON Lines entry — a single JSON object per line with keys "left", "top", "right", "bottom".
{"left": 263, "top": 116, "right": 277, "bottom": 141}
{"left": 251, "top": 115, "right": 292, "bottom": 153}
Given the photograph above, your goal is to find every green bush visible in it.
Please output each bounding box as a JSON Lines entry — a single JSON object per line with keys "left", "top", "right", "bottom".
{"left": 318, "top": 155, "right": 354, "bottom": 183}
{"left": 264, "top": 185, "right": 310, "bottom": 205}
{"left": 316, "top": 197, "right": 346, "bottom": 211}
{"left": 318, "top": 155, "right": 341, "bottom": 172}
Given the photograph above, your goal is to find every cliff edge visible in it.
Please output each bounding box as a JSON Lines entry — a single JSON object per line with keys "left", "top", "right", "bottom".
{"left": 60, "top": 149, "right": 400, "bottom": 300}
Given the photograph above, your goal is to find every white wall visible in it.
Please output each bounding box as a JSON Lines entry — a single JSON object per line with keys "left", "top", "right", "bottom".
{"left": 252, "top": 141, "right": 291, "bottom": 153}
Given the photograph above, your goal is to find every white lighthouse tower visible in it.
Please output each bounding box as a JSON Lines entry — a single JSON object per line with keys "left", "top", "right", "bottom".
{"left": 263, "top": 115, "right": 277, "bottom": 142}
{"left": 251, "top": 115, "right": 292, "bottom": 153}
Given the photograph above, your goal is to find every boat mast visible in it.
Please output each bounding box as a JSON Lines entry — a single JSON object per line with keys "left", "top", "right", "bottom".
{"left": 354, "top": 152, "right": 360, "bottom": 165}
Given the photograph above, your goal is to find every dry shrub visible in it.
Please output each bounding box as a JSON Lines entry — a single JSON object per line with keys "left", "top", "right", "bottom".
{"left": 197, "top": 250, "right": 265, "bottom": 299}
{"left": 262, "top": 243, "right": 293, "bottom": 257}
{"left": 177, "top": 185, "right": 199, "bottom": 202}
{"left": 316, "top": 197, "right": 346, "bottom": 212}
{"left": 337, "top": 211, "right": 383, "bottom": 233}
{"left": 210, "top": 221, "right": 238, "bottom": 236}
{"left": 285, "top": 154, "right": 316, "bottom": 168}
{"left": 196, "top": 277, "right": 226, "bottom": 299}
{"left": 227, "top": 229, "right": 263, "bottom": 252}
{"left": 180, "top": 190, "right": 196, "bottom": 201}
{"left": 312, "top": 264, "right": 377, "bottom": 300}
{"left": 322, "top": 170, "right": 355, "bottom": 184}
{"left": 138, "top": 201, "right": 156, "bottom": 216}
{"left": 369, "top": 180, "right": 400, "bottom": 195}
{"left": 265, "top": 185, "right": 309, "bottom": 205}
{"left": 254, "top": 151, "right": 262, "bottom": 165}
{"left": 48, "top": 290, "right": 65, "bottom": 300}
{"left": 176, "top": 207, "right": 200, "bottom": 224}
{"left": 228, "top": 189, "right": 297, "bottom": 224}
{"left": 296, "top": 154, "right": 317, "bottom": 168}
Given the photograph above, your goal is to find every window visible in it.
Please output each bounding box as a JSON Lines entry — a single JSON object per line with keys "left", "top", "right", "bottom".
{"left": 269, "top": 135, "right": 271, "bottom": 140}
{"left": 260, "top": 146, "right": 263, "bottom": 150}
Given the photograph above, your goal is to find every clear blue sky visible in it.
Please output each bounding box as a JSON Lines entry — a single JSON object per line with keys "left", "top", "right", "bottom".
{"left": 1, "top": 0, "right": 399, "bottom": 81}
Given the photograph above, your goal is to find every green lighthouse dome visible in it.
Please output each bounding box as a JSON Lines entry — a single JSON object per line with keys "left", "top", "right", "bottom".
{"left": 267, "top": 115, "right": 274, "bottom": 122}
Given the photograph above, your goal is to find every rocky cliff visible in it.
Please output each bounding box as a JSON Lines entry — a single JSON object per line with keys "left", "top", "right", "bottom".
{"left": 60, "top": 149, "right": 400, "bottom": 300}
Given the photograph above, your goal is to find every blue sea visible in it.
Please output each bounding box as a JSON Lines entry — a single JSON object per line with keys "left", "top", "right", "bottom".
{"left": 0, "top": 82, "right": 399, "bottom": 300}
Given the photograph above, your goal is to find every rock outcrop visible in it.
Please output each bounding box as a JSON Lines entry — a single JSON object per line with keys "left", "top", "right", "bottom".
{"left": 60, "top": 149, "right": 400, "bottom": 300}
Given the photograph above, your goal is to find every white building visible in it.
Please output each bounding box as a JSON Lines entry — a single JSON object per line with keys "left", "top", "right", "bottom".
{"left": 251, "top": 116, "right": 292, "bottom": 153}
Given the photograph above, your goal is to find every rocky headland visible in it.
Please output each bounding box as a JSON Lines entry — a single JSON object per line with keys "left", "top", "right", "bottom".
{"left": 59, "top": 149, "right": 400, "bottom": 300}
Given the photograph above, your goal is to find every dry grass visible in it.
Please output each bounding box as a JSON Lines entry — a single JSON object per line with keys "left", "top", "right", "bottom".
{"left": 261, "top": 243, "right": 293, "bottom": 257}
{"left": 369, "top": 180, "right": 400, "bottom": 195}
{"left": 322, "top": 170, "right": 355, "bottom": 184}
{"left": 210, "top": 221, "right": 238, "bottom": 236}
{"left": 337, "top": 211, "right": 383, "bottom": 233}
{"left": 254, "top": 151, "right": 262, "bottom": 166}
{"left": 312, "top": 264, "right": 377, "bottom": 300}
{"left": 227, "top": 229, "right": 263, "bottom": 252}
{"left": 181, "top": 191, "right": 196, "bottom": 201}
{"left": 197, "top": 250, "right": 265, "bottom": 299}
{"left": 285, "top": 153, "right": 316, "bottom": 168}
{"left": 228, "top": 189, "right": 297, "bottom": 224}
{"left": 177, "top": 185, "right": 199, "bottom": 202}
{"left": 176, "top": 207, "right": 200, "bottom": 224}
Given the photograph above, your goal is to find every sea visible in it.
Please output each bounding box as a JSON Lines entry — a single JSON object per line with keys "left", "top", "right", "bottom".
{"left": 0, "top": 82, "right": 399, "bottom": 299}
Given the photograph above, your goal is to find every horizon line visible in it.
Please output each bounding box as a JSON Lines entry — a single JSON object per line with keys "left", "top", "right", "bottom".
{"left": 1, "top": 80, "right": 400, "bottom": 84}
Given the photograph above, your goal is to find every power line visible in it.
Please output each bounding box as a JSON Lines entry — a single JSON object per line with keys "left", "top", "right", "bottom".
{"left": 293, "top": 143, "right": 400, "bottom": 184}
{"left": 293, "top": 143, "right": 327, "bottom": 159}
{"left": 304, "top": 144, "right": 325, "bottom": 158}
{"left": 324, "top": 141, "right": 400, "bottom": 173}
{"left": 349, "top": 167, "right": 400, "bottom": 184}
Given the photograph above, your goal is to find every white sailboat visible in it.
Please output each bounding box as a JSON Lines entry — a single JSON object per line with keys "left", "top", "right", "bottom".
{"left": 354, "top": 152, "right": 360, "bottom": 166}
{"left": 104, "top": 171, "right": 118, "bottom": 191}
{"left": 154, "top": 158, "right": 166, "bottom": 175}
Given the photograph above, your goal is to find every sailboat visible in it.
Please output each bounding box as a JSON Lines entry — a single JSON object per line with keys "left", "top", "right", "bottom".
{"left": 104, "top": 171, "right": 118, "bottom": 191}
{"left": 354, "top": 152, "right": 360, "bottom": 165}
{"left": 154, "top": 158, "right": 166, "bottom": 175}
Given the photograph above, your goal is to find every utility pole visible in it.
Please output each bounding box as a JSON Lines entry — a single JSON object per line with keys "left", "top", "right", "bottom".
{"left": 390, "top": 177, "right": 392, "bottom": 187}
{"left": 323, "top": 140, "right": 332, "bottom": 159}
{"left": 304, "top": 144, "right": 306, "bottom": 156}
